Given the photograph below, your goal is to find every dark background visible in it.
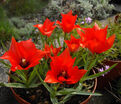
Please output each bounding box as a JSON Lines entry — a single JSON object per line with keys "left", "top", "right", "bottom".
{"left": 0, "top": 87, "right": 118, "bottom": 104}
{"left": 0, "top": 87, "right": 18, "bottom": 104}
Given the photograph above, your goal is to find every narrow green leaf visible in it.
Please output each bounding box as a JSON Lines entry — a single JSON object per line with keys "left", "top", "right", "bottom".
{"left": 60, "top": 94, "right": 72, "bottom": 104}
{"left": 29, "top": 83, "right": 41, "bottom": 88}
{"left": 82, "top": 52, "right": 88, "bottom": 65}
{"left": 84, "top": 56, "right": 98, "bottom": 77}
{"left": 86, "top": 63, "right": 117, "bottom": 80}
{"left": 6, "top": 72, "right": 24, "bottom": 83}
{"left": 87, "top": 56, "right": 98, "bottom": 71}
{"left": 28, "top": 67, "right": 38, "bottom": 85}
{"left": 50, "top": 94, "right": 59, "bottom": 104}
{"left": 56, "top": 89, "right": 101, "bottom": 96}
{"left": 30, "top": 76, "right": 39, "bottom": 85}
{"left": 15, "top": 70, "right": 27, "bottom": 82}
{"left": 36, "top": 68, "right": 54, "bottom": 94}
{"left": 43, "top": 59, "right": 49, "bottom": 73}
{"left": 0, "top": 60, "right": 11, "bottom": 68}
{"left": 56, "top": 88, "right": 76, "bottom": 96}
{"left": 0, "top": 82, "right": 26, "bottom": 88}
{"left": 0, "top": 82, "right": 41, "bottom": 89}
{"left": 1, "top": 40, "right": 8, "bottom": 51}
{"left": 71, "top": 91, "right": 102, "bottom": 96}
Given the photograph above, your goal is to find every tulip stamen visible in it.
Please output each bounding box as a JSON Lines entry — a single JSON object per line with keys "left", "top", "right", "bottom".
{"left": 58, "top": 70, "right": 68, "bottom": 79}
{"left": 20, "top": 58, "right": 29, "bottom": 68}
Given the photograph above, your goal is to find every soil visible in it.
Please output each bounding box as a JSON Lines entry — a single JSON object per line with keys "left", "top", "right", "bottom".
{"left": 13, "top": 79, "right": 95, "bottom": 104}
{"left": 14, "top": 85, "right": 52, "bottom": 104}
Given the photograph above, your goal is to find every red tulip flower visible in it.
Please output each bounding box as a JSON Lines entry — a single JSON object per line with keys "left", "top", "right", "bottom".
{"left": 77, "top": 23, "right": 115, "bottom": 54}
{"left": 44, "top": 48, "right": 87, "bottom": 84}
{"left": 34, "top": 18, "right": 56, "bottom": 37}
{"left": 65, "top": 35, "right": 80, "bottom": 52}
{"left": 0, "top": 37, "right": 46, "bottom": 71}
{"left": 56, "top": 10, "right": 80, "bottom": 33}
{"left": 44, "top": 44, "right": 61, "bottom": 58}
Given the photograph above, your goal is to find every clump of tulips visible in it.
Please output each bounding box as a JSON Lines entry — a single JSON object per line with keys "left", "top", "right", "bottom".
{"left": 0, "top": 10, "right": 116, "bottom": 104}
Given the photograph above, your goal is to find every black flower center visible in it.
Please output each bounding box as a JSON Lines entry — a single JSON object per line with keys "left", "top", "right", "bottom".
{"left": 19, "top": 58, "right": 29, "bottom": 68}
{"left": 58, "top": 70, "right": 68, "bottom": 79}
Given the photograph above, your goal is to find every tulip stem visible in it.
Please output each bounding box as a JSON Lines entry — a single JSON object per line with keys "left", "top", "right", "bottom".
{"left": 36, "top": 68, "right": 60, "bottom": 104}
{"left": 36, "top": 68, "right": 54, "bottom": 95}
{"left": 63, "top": 32, "right": 67, "bottom": 50}
{"left": 40, "top": 34, "right": 44, "bottom": 48}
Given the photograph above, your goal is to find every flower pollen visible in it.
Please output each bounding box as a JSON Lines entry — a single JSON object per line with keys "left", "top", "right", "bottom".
{"left": 20, "top": 58, "right": 29, "bottom": 68}
{"left": 57, "top": 70, "right": 69, "bottom": 81}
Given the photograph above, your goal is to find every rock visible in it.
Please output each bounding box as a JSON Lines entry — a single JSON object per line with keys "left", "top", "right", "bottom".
{"left": 114, "top": 4, "right": 121, "bottom": 12}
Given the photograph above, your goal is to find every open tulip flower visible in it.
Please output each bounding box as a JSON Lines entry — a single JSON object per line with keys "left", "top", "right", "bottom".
{"left": 65, "top": 35, "right": 80, "bottom": 52}
{"left": 77, "top": 23, "right": 115, "bottom": 54}
{"left": 0, "top": 37, "right": 46, "bottom": 71}
{"left": 34, "top": 18, "right": 56, "bottom": 37}
{"left": 56, "top": 10, "right": 80, "bottom": 33}
{"left": 44, "top": 48, "right": 87, "bottom": 84}
{"left": 0, "top": 10, "right": 117, "bottom": 104}
{"left": 43, "top": 44, "right": 61, "bottom": 58}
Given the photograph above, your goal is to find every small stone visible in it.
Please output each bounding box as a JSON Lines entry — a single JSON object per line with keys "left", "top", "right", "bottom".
{"left": 29, "top": 95, "right": 36, "bottom": 101}
{"left": 26, "top": 91, "right": 29, "bottom": 94}
{"left": 44, "top": 101, "right": 49, "bottom": 104}
{"left": 36, "top": 89, "right": 42, "bottom": 93}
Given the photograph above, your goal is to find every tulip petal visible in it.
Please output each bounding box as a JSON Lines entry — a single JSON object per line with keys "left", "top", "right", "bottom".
{"left": 44, "top": 70, "right": 59, "bottom": 83}
{"left": 34, "top": 18, "right": 56, "bottom": 37}
{"left": 107, "top": 34, "right": 115, "bottom": 48}
{"left": 45, "top": 48, "right": 87, "bottom": 84}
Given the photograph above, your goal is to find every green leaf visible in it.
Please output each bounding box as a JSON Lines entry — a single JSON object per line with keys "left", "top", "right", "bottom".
{"left": 28, "top": 67, "right": 38, "bottom": 85}
{"left": 87, "top": 56, "right": 98, "bottom": 71}
{"left": 43, "top": 59, "right": 49, "bottom": 74}
{"left": 6, "top": 72, "right": 24, "bottom": 83}
{"left": 84, "top": 55, "right": 98, "bottom": 77}
{"left": 36, "top": 68, "right": 54, "bottom": 94}
{"left": 86, "top": 63, "right": 117, "bottom": 80}
{"left": 1, "top": 40, "right": 8, "bottom": 51}
{"left": 0, "top": 82, "right": 26, "bottom": 88}
{"left": 71, "top": 91, "right": 102, "bottom": 96}
{"left": 0, "top": 60, "right": 11, "bottom": 68}
{"left": 56, "top": 88, "right": 76, "bottom": 96}
{"left": 60, "top": 94, "right": 73, "bottom": 104}
{"left": 29, "top": 75, "right": 38, "bottom": 85}
{"left": 29, "top": 83, "right": 41, "bottom": 88}
{"left": 82, "top": 52, "right": 88, "bottom": 65}
{"left": 15, "top": 70, "right": 27, "bottom": 83}
{"left": 50, "top": 94, "right": 59, "bottom": 104}
{"left": 56, "top": 89, "right": 101, "bottom": 96}
{"left": 0, "top": 82, "right": 41, "bottom": 88}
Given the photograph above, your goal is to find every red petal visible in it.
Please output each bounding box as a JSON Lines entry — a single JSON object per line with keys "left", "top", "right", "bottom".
{"left": 33, "top": 24, "right": 43, "bottom": 28}
{"left": 0, "top": 37, "right": 21, "bottom": 65}
{"left": 107, "top": 34, "right": 115, "bottom": 48}
{"left": 94, "top": 26, "right": 108, "bottom": 42}
{"left": 56, "top": 20, "right": 61, "bottom": 26}
{"left": 93, "top": 23, "right": 100, "bottom": 30}
{"left": 65, "top": 35, "right": 80, "bottom": 52}
{"left": 34, "top": 19, "right": 56, "bottom": 37}
{"left": 67, "top": 67, "right": 87, "bottom": 84}
{"left": 57, "top": 48, "right": 75, "bottom": 67}
{"left": 44, "top": 70, "right": 59, "bottom": 83}
{"left": 67, "top": 10, "right": 72, "bottom": 15}
{"left": 74, "top": 25, "right": 81, "bottom": 29}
